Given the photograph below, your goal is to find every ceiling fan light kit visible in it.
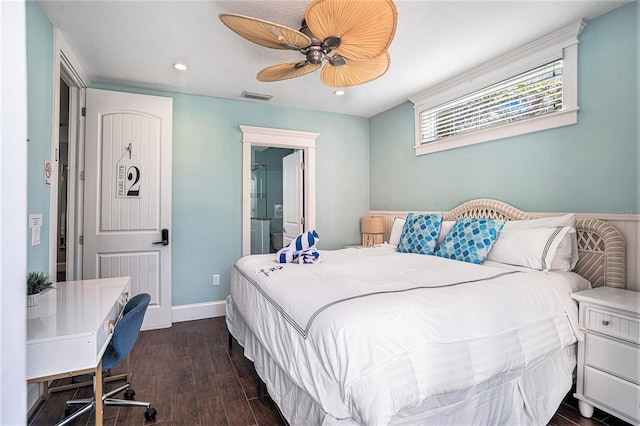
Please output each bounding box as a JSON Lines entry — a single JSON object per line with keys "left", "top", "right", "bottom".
{"left": 219, "top": 0, "right": 397, "bottom": 88}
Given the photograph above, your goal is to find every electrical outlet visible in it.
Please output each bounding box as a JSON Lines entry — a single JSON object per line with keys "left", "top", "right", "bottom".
{"left": 212, "top": 274, "right": 220, "bottom": 286}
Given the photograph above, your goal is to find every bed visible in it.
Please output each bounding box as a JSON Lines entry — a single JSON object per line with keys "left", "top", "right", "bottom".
{"left": 226, "top": 199, "right": 626, "bottom": 425}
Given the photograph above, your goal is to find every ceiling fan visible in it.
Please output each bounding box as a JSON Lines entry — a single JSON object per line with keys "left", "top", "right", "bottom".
{"left": 219, "top": 0, "right": 398, "bottom": 88}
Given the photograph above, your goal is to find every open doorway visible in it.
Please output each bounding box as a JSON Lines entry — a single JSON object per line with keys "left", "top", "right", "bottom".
{"left": 49, "top": 30, "right": 88, "bottom": 282}
{"left": 51, "top": 65, "right": 84, "bottom": 282}
{"left": 240, "top": 126, "right": 320, "bottom": 256}
{"left": 56, "top": 78, "right": 70, "bottom": 281}
{"left": 250, "top": 147, "right": 294, "bottom": 254}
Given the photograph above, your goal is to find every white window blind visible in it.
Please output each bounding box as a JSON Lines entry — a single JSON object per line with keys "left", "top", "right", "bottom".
{"left": 410, "top": 20, "right": 585, "bottom": 156}
{"left": 420, "top": 59, "right": 564, "bottom": 144}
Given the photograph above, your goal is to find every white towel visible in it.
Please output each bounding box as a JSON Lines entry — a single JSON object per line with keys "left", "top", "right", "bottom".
{"left": 276, "top": 230, "right": 321, "bottom": 264}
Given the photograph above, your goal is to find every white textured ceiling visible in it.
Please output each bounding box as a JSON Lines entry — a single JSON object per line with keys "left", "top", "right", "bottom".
{"left": 39, "top": 0, "right": 628, "bottom": 118}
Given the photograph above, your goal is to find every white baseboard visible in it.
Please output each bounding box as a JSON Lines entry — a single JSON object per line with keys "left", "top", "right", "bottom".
{"left": 171, "top": 300, "right": 226, "bottom": 323}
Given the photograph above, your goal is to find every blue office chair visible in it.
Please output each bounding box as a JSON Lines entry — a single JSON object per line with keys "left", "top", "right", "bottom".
{"left": 59, "top": 293, "right": 157, "bottom": 425}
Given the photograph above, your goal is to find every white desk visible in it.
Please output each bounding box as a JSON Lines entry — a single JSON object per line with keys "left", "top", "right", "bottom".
{"left": 27, "top": 277, "right": 131, "bottom": 425}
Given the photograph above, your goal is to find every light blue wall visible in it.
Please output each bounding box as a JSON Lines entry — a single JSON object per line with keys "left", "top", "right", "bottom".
{"left": 370, "top": 2, "right": 638, "bottom": 214}
{"left": 86, "top": 86, "right": 371, "bottom": 305}
{"left": 26, "top": 1, "right": 53, "bottom": 273}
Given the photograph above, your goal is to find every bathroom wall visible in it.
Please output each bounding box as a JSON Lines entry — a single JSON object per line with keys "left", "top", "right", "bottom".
{"left": 254, "top": 147, "right": 294, "bottom": 242}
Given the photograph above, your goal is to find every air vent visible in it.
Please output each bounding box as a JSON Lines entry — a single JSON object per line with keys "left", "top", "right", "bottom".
{"left": 241, "top": 91, "right": 273, "bottom": 101}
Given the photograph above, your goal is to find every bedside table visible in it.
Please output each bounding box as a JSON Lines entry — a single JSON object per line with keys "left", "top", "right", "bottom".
{"left": 571, "top": 287, "right": 640, "bottom": 425}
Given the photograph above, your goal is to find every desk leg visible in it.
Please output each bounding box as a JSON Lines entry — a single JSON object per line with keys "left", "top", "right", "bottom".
{"left": 126, "top": 354, "right": 132, "bottom": 383}
{"left": 43, "top": 380, "right": 50, "bottom": 399}
{"left": 95, "top": 361, "right": 104, "bottom": 426}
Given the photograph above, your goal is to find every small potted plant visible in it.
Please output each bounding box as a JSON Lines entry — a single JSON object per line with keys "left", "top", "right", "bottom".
{"left": 27, "top": 271, "right": 53, "bottom": 307}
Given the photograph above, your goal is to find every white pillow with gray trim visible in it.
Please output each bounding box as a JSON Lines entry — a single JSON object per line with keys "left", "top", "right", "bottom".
{"left": 388, "top": 217, "right": 406, "bottom": 247}
{"left": 486, "top": 226, "right": 573, "bottom": 271}
{"left": 499, "top": 214, "right": 578, "bottom": 271}
{"left": 502, "top": 213, "right": 576, "bottom": 230}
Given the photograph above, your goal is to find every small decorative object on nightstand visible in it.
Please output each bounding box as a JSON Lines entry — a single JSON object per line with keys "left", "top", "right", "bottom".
{"left": 571, "top": 286, "right": 640, "bottom": 425}
{"left": 360, "top": 216, "right": 384, "bottom": 247}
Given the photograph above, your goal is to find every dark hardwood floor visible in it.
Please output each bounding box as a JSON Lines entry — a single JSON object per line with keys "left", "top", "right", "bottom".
{"left": 28, "top": 317, "right": 629, "bottom": 426}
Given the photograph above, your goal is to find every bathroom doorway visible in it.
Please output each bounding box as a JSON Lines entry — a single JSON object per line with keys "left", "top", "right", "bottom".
{"left": 250, "top": 147, "right": 294, "bottom": 254}
{"left": 240, "top": 125, "right": 319, "bottom": 257}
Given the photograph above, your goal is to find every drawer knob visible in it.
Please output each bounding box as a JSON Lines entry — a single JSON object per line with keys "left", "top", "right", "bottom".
{"left": 602, "top": 320, "right": 610, "bottom": 326}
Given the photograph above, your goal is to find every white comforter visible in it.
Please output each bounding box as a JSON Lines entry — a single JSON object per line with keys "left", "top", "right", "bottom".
{"left": 230, "top": 245, "right": 589, "bottom": 425}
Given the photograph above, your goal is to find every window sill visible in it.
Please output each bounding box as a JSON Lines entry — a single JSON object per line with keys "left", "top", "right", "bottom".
{"left": 414, "top": 107, "right": 579, "bottom": 156}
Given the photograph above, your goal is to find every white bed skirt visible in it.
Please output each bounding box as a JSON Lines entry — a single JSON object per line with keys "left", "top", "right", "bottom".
{"left": 226, "top": 296, "right": 576, "bottom": 425}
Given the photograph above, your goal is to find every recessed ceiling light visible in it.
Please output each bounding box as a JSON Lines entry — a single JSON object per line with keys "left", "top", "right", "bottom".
{"left": 173, "top": 63, "right": 188, "bottom": 71}
{"left": 333, "top": 90, "right": 345, "bottom": 96}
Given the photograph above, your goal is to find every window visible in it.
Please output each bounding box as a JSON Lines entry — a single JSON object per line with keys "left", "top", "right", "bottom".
{"left": 411, "top": 20, "right": 585, "bottom": 156}
{"left": 420, "top": 60, "right": 564, "bottom": 143}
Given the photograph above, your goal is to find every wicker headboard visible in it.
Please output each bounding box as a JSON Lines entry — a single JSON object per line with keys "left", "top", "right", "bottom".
{"left": 377, "top": 199, "right": 627, "bottom": 289}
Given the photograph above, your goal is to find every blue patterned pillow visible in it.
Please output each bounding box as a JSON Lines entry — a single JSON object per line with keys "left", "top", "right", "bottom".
{"left": 435, "top": 218, "right": 505, "bottom": 264}
{"left": 397, "top": 213, "right": 443, "bottom": 255}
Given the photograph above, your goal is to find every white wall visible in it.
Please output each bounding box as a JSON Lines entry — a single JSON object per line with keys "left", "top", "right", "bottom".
{"left": 0, "top": 0, "right": 28, "bottom": 423}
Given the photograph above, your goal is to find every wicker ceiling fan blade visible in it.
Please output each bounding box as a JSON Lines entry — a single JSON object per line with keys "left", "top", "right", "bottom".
{"left": 219, "top": 13, "right": 311, "bottom": 50}
{"left": 305, "top": 0, "right": 398, "bottom": 60}
{"left": 257, "top": 62, "right": 322, "bottom": 82}
{"left": 321, "top": 52, "right": 390, "bottom": 87}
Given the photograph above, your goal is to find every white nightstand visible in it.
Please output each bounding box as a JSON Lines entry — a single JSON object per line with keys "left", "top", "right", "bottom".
{"left": 571, "top": 287, "right": 640, "bottom": 425}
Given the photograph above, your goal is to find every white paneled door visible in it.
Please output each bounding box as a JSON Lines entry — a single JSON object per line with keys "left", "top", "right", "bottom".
{"left": 83, "top": 88, "right": 172, "bottom": 329}
{"left": 282, "top": 150, "right": 304, "bottom": 246}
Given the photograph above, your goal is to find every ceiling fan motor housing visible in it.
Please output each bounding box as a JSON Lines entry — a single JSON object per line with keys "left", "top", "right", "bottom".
{"left": 307, "top": 45, "right": 324, "bottom": 64}
{"left": 300, "top": 19, "right": 342, "bottom": 65}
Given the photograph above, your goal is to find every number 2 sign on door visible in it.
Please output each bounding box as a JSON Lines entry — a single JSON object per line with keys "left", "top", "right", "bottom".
{"left": 116, "top": 157, "right": 143, "bottom": 198}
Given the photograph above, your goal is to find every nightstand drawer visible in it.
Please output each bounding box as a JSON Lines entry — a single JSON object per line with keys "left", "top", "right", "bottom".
{"left": 586, "top": 307, "right": 640, "bottom": 344}
{"left": 585, "top": 333, "right": 640, "bottom": 385}
{"left": 584, "top": 366, "right": 640, "bottom": 423}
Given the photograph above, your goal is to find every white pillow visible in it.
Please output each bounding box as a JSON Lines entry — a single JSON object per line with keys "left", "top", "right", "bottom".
{"left": 388, "top": 217, "right": 405, "bottom": 246}
{"left": 486, "top": 226, "right": 573, "bottom": 271}
{"left": 501, "top": 214, "right": 578, "bottom": 271}
{"left": 437, "top": 221, "right": 456, "bottom": 245}
{"left": 549, "top": 227, "right": 578, "bottom": 271}
{"left": 502, "top": 213, "right": 576, "bottom": 230}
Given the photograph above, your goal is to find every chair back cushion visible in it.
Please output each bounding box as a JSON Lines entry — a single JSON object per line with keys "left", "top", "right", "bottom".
{"left": 102, "top": 293, "right": 150, "bottom": 370}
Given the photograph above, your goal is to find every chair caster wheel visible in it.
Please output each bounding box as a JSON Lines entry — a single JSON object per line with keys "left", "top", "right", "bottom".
{"left": 124, "top": 388, "right": 135, "bottom": 400}
{"left": 64, "top": 405, "right": 80, "bottom": 417}
{"left": 144, "top": 407, "right": 157, "bottom": 420}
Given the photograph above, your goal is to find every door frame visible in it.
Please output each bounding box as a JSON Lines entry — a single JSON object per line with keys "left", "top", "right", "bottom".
{"left": 49, "top": 29, "right": 87, "bottom": 280}
{"left": 240, "top": 126, "right": 320, "bottom": 256}
{"left": 282, "top": 149, "right": 304, "bottom": 247}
